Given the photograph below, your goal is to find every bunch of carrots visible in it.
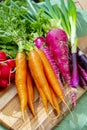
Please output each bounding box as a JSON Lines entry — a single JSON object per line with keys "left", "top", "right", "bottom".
{"left": 0, "top": 0, "right": 68, "bottom": 119}
{"left": 15, "top": 43, "right": 67, "bottom": 119}
{"left": 1, "top": 0, "right": 87, "bottom": 120}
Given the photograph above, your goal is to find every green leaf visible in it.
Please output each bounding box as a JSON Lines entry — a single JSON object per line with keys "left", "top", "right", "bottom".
{"left": 52, "top": 4, "right": 68, "bottom": 34}
{"left": 67, "top": 0, "right": 77, "bottom": 49}
{"left": 26, "top": 0, "right": 37, "bottom": 18}
{"left": 59, "top": 0, "right": 71, "bottom": 35}
{"left": 51, "top": 0, "right": 87, "bottom": 37}
{"left": 45, "top": 0, "right": 58, "bottom": 19}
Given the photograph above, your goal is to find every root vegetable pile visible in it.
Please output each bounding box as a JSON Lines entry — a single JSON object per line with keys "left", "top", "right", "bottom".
{"left": 0, "top": 0, "right": 87, "bottom": 120}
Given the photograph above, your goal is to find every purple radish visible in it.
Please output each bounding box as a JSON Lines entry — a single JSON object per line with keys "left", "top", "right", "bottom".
{"left": 77, "top": 48, "right": 87, "bottom": 71}
{"left": 79, "top": 75, "right": 87, "bottom": 89}
{"left": 34, "top": 36, "right": 64, "bottom": 92}
{"left": 78, "top": 65, "right": 87, "bottom": 82}
{"left": 34, "top": 37, "right": 46, "bottom": 49}
{"left": 71, "top": 53, "right": 79, "bottom": 87}
{"left": 46, "top": 28, "right": 76, "bottom": 107}
{"left": 46, "top": 28, "right": 70, "bottom": 85}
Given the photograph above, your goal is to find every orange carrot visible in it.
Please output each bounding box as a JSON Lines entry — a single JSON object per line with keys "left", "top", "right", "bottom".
{"left": 50, "top": 88, "right": 60, "bottom": 115}
{"left": 15, "top": 52, "right": 27, "bottom": 119}
{"left": 27, "top": 68, "right": 35, "bottom": 116}
{"left": 36, "top": 49, "right": 74, "bottom": 118}
{"left": 34, "top": 79, "right": 48, "bottom": 113}
{"left": 28, "top": 50, "right": 53, "bottom": 107}
{"left": 36, "top": 48, "right": 65, "bottom": 103}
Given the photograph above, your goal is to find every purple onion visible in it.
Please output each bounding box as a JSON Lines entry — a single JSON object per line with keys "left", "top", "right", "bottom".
{"left": 79, "top": 75, "right": 87, "bottom": 89}
{"left": 78, "top": 65, "right": 87, "bottom": 82}
{"left": 77, "top": 48, "right": 87, "bottom": 71}
{"left": 71, "top": 53, "right": 79, "bottom": 87}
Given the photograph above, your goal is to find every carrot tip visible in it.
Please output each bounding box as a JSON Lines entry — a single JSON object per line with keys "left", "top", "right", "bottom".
{"left": 21, "top": 110, "right": 25, "bottom": 122}
{"left": 45, "top": 107, "right": 49, "bottom": 113}
{"left": 62, "top": 99, "right": 74, "bottom": 120}
{"left": 32, "top": 111, "right": 36, "bottom": 117}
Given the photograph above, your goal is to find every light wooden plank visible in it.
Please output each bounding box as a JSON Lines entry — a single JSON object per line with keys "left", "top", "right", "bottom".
{"left": 0, "top": 84, "right": 17, "bottom": 110}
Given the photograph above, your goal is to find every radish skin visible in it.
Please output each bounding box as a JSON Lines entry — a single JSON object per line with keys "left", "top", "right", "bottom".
{"left": 71, "top": 53, "right": 79, "bottom": 87}
{"left": 0, "top": 64, "right": 10, "bottom": 79}
{"left": 0, "top": 51, "right": 6, "bottom": 61}
{"left": 0, "top": 79, "right": 9, "bottom": 88}
{"left": 6, "top": 59, "right": 15, "bottom": 69}
{"left": 78, "top": 65, "right": 87, "bottom": 82}
{"left": 46, "top": 28, "right": 71, "bottom": 85}
{"left": 79, "top": 75, "right": 87, "bottom": 89}
{"left": 46, "top": 28, "right": 77, "bottom": 107}
{"left": 77, "top": 48, "right": 87, "bottom": 71}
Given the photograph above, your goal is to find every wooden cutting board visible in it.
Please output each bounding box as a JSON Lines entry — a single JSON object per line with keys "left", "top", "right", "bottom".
{"left": 0, "top": 0, "right": 87, "bottom": 130}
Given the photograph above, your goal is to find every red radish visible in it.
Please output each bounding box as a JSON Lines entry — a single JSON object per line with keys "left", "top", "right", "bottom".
{"left": 10, "top": 71, "right": 15, "bottom": 81}
{"left": 0, "top": 64, "right": 10, "bottom": 79}
{"left": 0, "top": 51, "right": 6, "bottom": 61}
{"left": 6, "top": 59, "right": 15, "bottom": 69}
{"left": 46, "top": 28, "right": 76, "bottom": 107}
{"left": 0, "top": 79, "right": 8, "bottom": 88}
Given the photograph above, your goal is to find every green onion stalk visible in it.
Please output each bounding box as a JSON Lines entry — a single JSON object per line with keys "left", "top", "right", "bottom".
{"left": 68, "top": 0, "right": 79, "bottom": 88}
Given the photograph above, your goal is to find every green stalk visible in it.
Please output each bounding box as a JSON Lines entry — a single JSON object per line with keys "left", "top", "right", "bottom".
{"left": 45, "top": 0, "right": 58, "bottom": 19}
{"left": 68, "top": 0, "right": 79, "bottom": 94}
{"left": 59, "top": 0, "right": 71, "bottom": 36}
{"left": 26, "top": 0, "right": 37, "bottom": 17}
{"left": 68, "top": 0, "right": 77, "bottom": 52}
{"left": 52, "top": 4, "right": 68, "bottom": 34}
{"left": 32, "top": 1, "right": 48, "bottom": 12}
{"left": 32, "top": 1, "right": 52, "bottom": 19}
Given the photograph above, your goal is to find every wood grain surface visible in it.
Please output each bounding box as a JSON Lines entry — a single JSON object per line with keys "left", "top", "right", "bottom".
{"left": 0, "top": 0, "right": 87, "bottom": 130}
